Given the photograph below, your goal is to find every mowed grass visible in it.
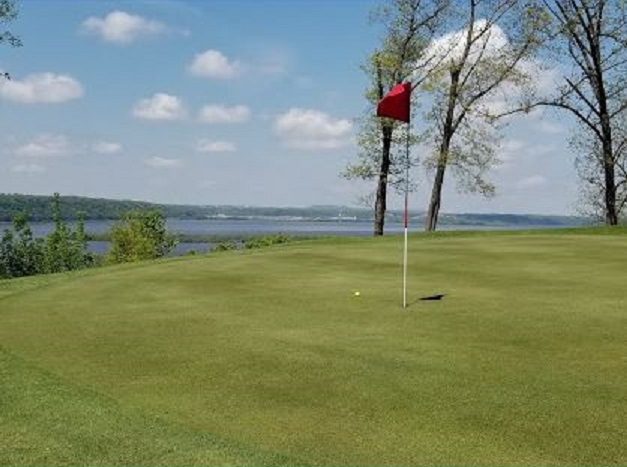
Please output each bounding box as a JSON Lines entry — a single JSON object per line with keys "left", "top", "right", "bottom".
{"left": 1, "top": 230, "right": 626, "bottom": 466}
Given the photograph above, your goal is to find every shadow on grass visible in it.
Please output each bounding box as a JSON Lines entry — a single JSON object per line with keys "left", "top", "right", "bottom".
{"left": 405, "top": 293, "right": 446, "bottom": 309}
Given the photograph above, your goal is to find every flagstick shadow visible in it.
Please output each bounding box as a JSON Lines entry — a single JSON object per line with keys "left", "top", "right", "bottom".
{"left": 406, "top": 293, "right": 446, "bottom": 308}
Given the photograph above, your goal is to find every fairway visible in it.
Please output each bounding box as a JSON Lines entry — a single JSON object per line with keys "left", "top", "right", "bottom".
{"left": 1, "top": 231, "right": 626, "bottom": 466}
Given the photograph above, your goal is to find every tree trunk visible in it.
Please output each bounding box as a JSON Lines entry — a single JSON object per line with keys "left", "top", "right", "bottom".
{"left": 425, "top": 139, "right": 450, "bottom": 232}
{"left": 602, "top": 141, "right": 618, "bottom": 225}
{"left": 590, "top": 25, "right": 618, "bottom": 225}
{"left": 373, "top": 125, "right": 393, "bottom": 236}
{"left": 425, "top": 69, "right": 459, "bottom": 232}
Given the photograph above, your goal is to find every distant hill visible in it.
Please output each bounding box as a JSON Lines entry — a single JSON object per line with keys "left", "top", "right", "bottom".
{"left": 0, "top": 193, "right": 589, "bottom": 227}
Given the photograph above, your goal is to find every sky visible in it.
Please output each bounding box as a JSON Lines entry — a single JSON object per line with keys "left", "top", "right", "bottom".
{"left": 0, "top": 0, "right": 580, "bottom": 215}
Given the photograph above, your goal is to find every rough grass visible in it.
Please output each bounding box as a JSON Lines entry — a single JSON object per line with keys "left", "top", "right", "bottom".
{"left": 1, "top": 229, "right": 626, "bottom": 466}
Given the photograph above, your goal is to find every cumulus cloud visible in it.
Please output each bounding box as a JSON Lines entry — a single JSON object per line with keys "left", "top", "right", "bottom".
{"left": 132, "top": 93, "right": 187, "bottom": 121}
{"left": 516, "top": 174, "right": 547, "bottom": 189}
{"left": 11, "top": 163, "right": 46, "bottom": 174}
{"left": 418, "top": 19, "right": 509, "bottom": 73}
{"left": 144, "top": 156, "right": 182, "bottom": 168}
{"left": 416, "top": 20, "right": 560, "bottom": 119}
{"left": 0, "top": 73, "right": 84, "bottom": 104}
{"left": 15, "top": 134, "right": 71, "bottom": 158}
{"left": 274, "top": 108, "right": 352, "bottom": 150}
{"left": 81, "top": 11, "right": 167, "bottom": 45}
{"left": 198, "top": 105, "right": 250, "bottom": 124}
{"left": 188, "top": 49, "right": 241, "bottom": 79}
{"left": 92, "top": 141, "right": 122, "bottom": 154}
{"left": 195, "top": 139, "right": 236, "bottom": 153}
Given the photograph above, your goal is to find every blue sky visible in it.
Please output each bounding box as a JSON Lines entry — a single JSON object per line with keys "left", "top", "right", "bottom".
{"left": 1, "top": 0, "right": 578, "bottom": 215}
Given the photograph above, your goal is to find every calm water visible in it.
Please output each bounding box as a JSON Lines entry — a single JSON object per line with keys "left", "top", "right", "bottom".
{"left": 0, "top": 218, "right": 568, "bottom": 256}
{"left": 1, "top": 219, "right": 404, "bottom": 237}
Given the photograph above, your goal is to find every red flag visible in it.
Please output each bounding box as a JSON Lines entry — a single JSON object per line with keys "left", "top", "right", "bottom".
{"left": 377, "top": 82, "right": 411, "bottom": 123}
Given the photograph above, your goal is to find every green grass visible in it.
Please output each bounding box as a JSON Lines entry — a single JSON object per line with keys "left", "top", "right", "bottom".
{"left": 1, "top": 230, "right": 626, "bottom": 466}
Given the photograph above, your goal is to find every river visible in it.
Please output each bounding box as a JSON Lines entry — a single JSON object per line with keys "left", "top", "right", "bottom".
{"left": 0, "top": 218, "right": 576, "bottom": 256}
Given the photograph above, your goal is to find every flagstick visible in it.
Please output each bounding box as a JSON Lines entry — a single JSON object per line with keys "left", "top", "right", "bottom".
{"left": 375, "top": 81, "right": 412, "bottom": 309}
{"left": 403, "top": 120, "right": 410, "bottom": 309}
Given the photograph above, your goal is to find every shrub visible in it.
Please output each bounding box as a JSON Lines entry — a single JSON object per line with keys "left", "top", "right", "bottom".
{"left": 107, "top": 210, "right": 177, "bottom": 264}
{"left": 244, "top": 233, "right": 291, "bottom": 249}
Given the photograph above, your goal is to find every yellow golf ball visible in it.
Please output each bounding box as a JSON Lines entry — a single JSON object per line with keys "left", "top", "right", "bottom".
{"left": 354, "top": 291, "right": 360, "bottom": 297}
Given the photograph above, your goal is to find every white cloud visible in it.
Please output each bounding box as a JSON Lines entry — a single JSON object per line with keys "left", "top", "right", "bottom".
{"left": 188, "top": 49, "right": 241, "bottom": 79}
{"left": 0, "top": 73, "right": 84, "bottom": 104}
{"left": 274, "top": 108, "right": 352, "bottom": 150}
{"left": 418, "top": 19, "right": 509, "bottom": 73}
{"left": 132, "top": 93, "right": 187, "bottom": 121}
{"left": 11, "top": 163, "right": 46, "bottom": 174}
{"left": 15, "top": 134, "right": 71, "bottom": 158}
{"left": 92, "top": 141, "right": 122, "bottom": 154}
{"left": 144, "top": 156, "right": 182, "bottom": 168}
{"left": 198, "top": 105, "right": 250, "bottom": 124}
{"left": 498, "top": 139, "right": 526, "bottom": 167}
{"left": 536, "top": 120, "right": 565, "bottom": 135}
{"left": 496, "top": 140, "right": 557, "bottom": 172}
{"left": 81, "top": 11, "right": 167, "bottom": 45}
{"left": 516, "top": 174, "right": 547, "bottom": 188}
{"left": 519, "top": 60, "right": 562, "bottom": 96}
{"left": 195, "top": 139, "right": 236, "bottom": 153}
{"left": 417, "top": 21, "right": 561, "bottom": 119}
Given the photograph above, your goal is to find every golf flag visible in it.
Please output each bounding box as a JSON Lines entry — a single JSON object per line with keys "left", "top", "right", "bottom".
{"left": 377, "top": 82, "right": 411, "bottom": 123}
{"left": 377, "top": 81, "right": 413, "bottom": 309}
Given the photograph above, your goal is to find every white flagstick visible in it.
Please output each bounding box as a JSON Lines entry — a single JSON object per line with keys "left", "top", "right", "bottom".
{"left": 403, "top": 120, "right": 410, "bottom": 309}
{"left": 403, "top": 193, "right": 408, "bottom": 309}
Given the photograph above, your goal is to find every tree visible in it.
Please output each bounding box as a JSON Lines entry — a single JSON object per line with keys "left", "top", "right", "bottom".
{"left": 0, "top": 196, "right": 93, "bottom": 279}
{"left": 107, "top": 210, "right": 176, "bottom": 264}
{"left": 572, "top": 112, "right": 627, "bottom": 222}
{"left": 0, "top": 213, "right": 46, "bottom": 279}
{"left": 43, "top": 193, "right": 93, "bottom": 273}
{"left": 420, "top": 0, "right": 548, "bottom": 231}
{"left": 0, "top": 214, "right": 41, "bottom": 278}
{"left": 528, "top": 0, "right": 627, "bottom": 226}
{"left": 343, "top": 0, "right": 448, "bottom": 236}
{"left": 1, "top": 0, "right": 22, "bottom": 78}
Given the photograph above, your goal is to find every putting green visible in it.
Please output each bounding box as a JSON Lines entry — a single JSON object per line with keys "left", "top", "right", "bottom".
{"left": 1, "top": 231, "right": 626, "bottom": 465}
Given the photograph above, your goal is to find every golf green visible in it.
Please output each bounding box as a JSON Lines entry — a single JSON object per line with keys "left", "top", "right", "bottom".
{"left": 1, "top": 231, "right": 626, "bottom": 465}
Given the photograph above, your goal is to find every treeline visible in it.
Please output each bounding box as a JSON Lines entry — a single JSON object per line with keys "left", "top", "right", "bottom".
{"left": 0, "top": 194, "right": 176, "bottom": 279}
{"left": 0, "top": 194, "right": 198, "bottom": 221}
{"left": 0, "top": 193, "right": 587, "bottom": 226}
{"left": 0, "top": 194, "right": 373, "bottom": 221}
{"left": 436, "top": 213, "right": 587, "bottom": 227}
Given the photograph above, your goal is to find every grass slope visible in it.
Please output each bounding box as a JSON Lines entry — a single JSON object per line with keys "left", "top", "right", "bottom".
{"left": 1, "top": 231, "right": 626, "bottom": 466}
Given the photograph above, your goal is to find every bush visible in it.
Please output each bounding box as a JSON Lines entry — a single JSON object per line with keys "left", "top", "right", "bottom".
{"left": 107, "top": 210, "right": 177, "bottom": 264}
{"left": 244, "top": 233, "right": 291, "bottom": 249}
{"left": 213, "top": 241, "right": 239, "bottom": 252}
{"left": 0, "top": 214, "right": 45, "bottom": 278}
{"left": 43, "top": 194, "right": 92, "bottom": 273}
{"left": 0, "top": 194, "right": 93, "bottom": 279}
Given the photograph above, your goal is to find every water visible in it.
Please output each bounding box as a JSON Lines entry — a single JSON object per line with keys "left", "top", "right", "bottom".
{"left": 0, "top": 218, "right": 574, "bottom": 256}
{"left": 0, "top": 219, "right": 400, "bottom": 237}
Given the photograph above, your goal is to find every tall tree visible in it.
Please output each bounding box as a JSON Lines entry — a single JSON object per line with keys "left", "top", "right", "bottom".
{"left": 420, "top": 0, "right": 547, "bottom": 231}
{"left": 572, "top": 112, "right": 627, "bottom": 222}
{"left": 1, "top": 0, "right": 21, "bottom": 76}
{"left": 529, "top": 0, "right": 627, "bottom": 225}
{"left": 343, "top": 0, "right": 448, "bottom": 236}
